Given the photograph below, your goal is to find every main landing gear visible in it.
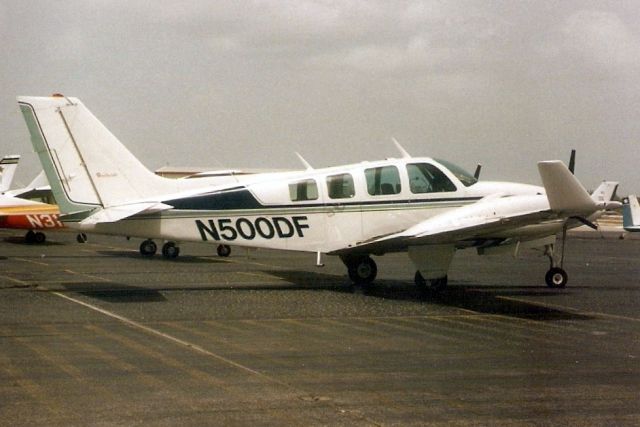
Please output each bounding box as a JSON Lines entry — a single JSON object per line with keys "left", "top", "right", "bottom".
{"left": 138, "top": 240, "right": 231, "bottom": 259}
{"left": 161, "top": 241, "right": 180, "bottom": 259}
{"left": 139, "top": 239, "right": 181, "bottom": 259}
{"left": 139, "top": 239, "right": 157, "bottom": 256}
{"left": 25, "top": 230, "right": 46, "bottom": 244}
{"left": 342, "top": 255, "right": 378, "bottom": 285}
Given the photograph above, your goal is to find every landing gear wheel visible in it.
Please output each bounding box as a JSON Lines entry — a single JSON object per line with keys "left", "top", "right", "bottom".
{"left": 139, "top": 239, "right": 157, "bottom": 256}
{"left": 76, "top": 233, "right": 87, "bottom": 243}
{"left": 430, "top": 276, "right": 448, "bottom": 292}
{"left": 545, "top": 267, "right": 568, "bottom": 288}
{"left": 415, "top": 271, "right": 448, "bottom": 292}
{"left": 25, "top": 230, "right": 36, "bottom": 244}
{"left": 162, "top": 241, "right": 180, "bottom": 259}
{"left": 414, "top": 271, "right": 427, "bottom": 290}
{"left": 33, "top": 232, "right": 46, "bottom": 244}
{"left": 347, "top": 256, "right": 378, "bottom": 285}
{"left": 217, "top": 244, "right": 231, "bottom": 257}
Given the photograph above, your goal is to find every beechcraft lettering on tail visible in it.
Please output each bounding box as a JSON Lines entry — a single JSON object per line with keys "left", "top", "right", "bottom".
{"left": 17, "top": 95, "right": 621, "bottom": 290}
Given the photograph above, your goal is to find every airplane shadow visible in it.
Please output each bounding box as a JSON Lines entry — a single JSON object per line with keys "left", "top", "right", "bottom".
{"left": 269, "top": 270, "right": 592, "bottom": 321}
{"left": 45, "top": 266, "right": 590, "bottom": 320}
{"left": 57, "top": 282, "right": 167, "bottom": 303}
{"left": 3, "top": 236, "right": 65, "bottom": 246}
{"left": 95, "top": 250, "right": 227, "bottom": 264}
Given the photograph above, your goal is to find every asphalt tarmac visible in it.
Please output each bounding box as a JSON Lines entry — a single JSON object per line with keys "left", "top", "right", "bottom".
{"left": 1, "top": 229, "right": 639, "bottom": 426}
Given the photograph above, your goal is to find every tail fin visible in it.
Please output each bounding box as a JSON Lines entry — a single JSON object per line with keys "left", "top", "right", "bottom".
{"left": 0, "top": 155, "right": 20, "bottom": 193}
{"left": 623, "top": 195, "right": 640, "bottom": 232}
{"left": 537, "top": 160, "right": 596, "bottom": 213}
{"left": 17, "top": 95, "right": 184, "bottom": 216}
{"left": 590, "top": 181, "right": 620, "bottom": 207}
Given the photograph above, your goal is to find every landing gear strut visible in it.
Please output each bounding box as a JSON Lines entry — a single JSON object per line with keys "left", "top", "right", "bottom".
{"left": 414, "top": 271, "right": 448, "bottom": 292}
{"left": 139, "top": 239, "right": 157, "bottom": 256}
{"left": 544, "top": 224, "right": 569, "bottom": 288}
{"left": 342, "top": 255, "right": 377, "bottom": 285}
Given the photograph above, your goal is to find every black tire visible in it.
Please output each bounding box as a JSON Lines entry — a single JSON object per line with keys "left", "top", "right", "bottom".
{"left": 217, "top": 244, "right": 231, "bottom": 257}
{"left": 545, "top": 267, "right": 568, "bottom": 288}
{"left": 414, "top": 271, "right": 427, "bottom": 290}
{"left": 25, "top": 230, "right": 36, "bottom": 244}
{"left": 347, "top": 257, "right": 377, "bottom": 285}
{"left": 162, "top": 241, "right": 180, "bottom": 259}
{"left": 139, "top": 239, "right": 157, "bottom": 256}
{"left": 430, "top": 276, "right": 448, "bottom": 292}
{"left": 415, "top": 271, "right": 448, "bottom": 292}
{"left": 34, "top": 232, "right": 46, "bottom": 244}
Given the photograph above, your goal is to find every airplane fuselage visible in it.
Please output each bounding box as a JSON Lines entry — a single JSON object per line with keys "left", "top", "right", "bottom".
{"left": 62, "top": 157, "right": 566, "bottom": 254}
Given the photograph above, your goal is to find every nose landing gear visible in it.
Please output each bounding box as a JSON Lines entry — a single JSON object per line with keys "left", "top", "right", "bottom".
{"left": 544, "top": 224, "right": 569, "bottom": 288}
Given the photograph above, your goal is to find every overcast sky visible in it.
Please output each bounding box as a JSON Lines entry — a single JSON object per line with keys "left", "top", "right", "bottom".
{"left": 1, "top": 1, "right": 639, "bottom": 193}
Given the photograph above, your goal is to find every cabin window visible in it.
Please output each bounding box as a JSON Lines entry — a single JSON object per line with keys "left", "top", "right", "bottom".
{"left": 327, "top": 173, "right": 355, "bottom": 199}
{"left": 365, "top": 166, "right": 401, "bottom": 196}
{"left": 407, "top": 163, "right": 457, "bottom": 193}
{"left": 289, "top": 179, "right": 319, "bottom": 202}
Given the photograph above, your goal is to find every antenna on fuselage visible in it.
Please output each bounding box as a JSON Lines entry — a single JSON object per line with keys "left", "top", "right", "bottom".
{"left": 474, "top": 164, "right": 482, "bottom": 180}
{"left": 295, "top": 152, "right": 314, "bottom": 170}
{"left": 392, "top": 137, "right": 412, "bottom": 159}
{"left": 568, "top": 149, "right": 576, "bottom": 174}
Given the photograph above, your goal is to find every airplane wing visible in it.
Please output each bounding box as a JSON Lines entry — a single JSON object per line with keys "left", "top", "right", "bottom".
{"left": 330, "top": 195, "right": 553, "bottom": 255}
{"left": 331, "top": 161, "right": 606, "bottom": 256}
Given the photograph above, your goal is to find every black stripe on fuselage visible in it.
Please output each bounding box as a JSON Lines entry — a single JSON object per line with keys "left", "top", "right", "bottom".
{"left": 164, "top": 187, "right": 482, "bottom": 211}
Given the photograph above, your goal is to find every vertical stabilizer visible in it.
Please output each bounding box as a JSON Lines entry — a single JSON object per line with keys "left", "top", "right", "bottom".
{"left": 623, "top": 195, "right": 640, "bottom": 232}
{"left": 17, "top": 96, "right": 184, "bottom": 215}
{"left": 0, "top": 155, "right": 20, "bottom": 193}
{"left": 537, "top": 160, "right": 596, "bottom": 213}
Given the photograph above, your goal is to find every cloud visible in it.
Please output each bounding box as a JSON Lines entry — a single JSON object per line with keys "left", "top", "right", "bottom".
{"left": 561, "top": 10, "right": 640, "bottom": 71}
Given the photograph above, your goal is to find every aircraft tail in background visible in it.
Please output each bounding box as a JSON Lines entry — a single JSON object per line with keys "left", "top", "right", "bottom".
{"left": 623, "top": 195, "right": 640, "bottom": 232}
{"left": 0, "top": 155, "right": 20, "bottom": 193}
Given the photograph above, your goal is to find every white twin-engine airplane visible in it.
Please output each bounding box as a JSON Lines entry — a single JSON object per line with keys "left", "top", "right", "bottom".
{"left": 18, "top": 95, "right": 620, "bottom": 290}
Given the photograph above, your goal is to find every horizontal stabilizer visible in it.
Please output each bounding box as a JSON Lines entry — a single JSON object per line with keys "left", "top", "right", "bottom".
{"left": 80, "top": 202, "right": 173, "bottom": 225}
{"left": 538, "top": 161, "right": 595, "bottom": 213}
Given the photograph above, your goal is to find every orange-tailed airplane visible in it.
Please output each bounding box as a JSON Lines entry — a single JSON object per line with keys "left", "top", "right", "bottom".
{"left": 0, "top": 194, "right": 63, "bottom": 243}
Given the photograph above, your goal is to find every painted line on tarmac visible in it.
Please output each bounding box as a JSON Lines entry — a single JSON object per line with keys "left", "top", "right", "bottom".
{"left": 51, "top": 291, "right": 272, "bottom": 378}
{"left": 50, "top": 291, "right": 380, "bottom": 425}
{"left": 14, "top": 257, "right": 49, "bottom": 266}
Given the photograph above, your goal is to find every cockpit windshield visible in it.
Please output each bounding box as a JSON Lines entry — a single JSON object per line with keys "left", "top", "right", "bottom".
{"left": 434, "top": 158, "right": 478, "bottom": 187}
